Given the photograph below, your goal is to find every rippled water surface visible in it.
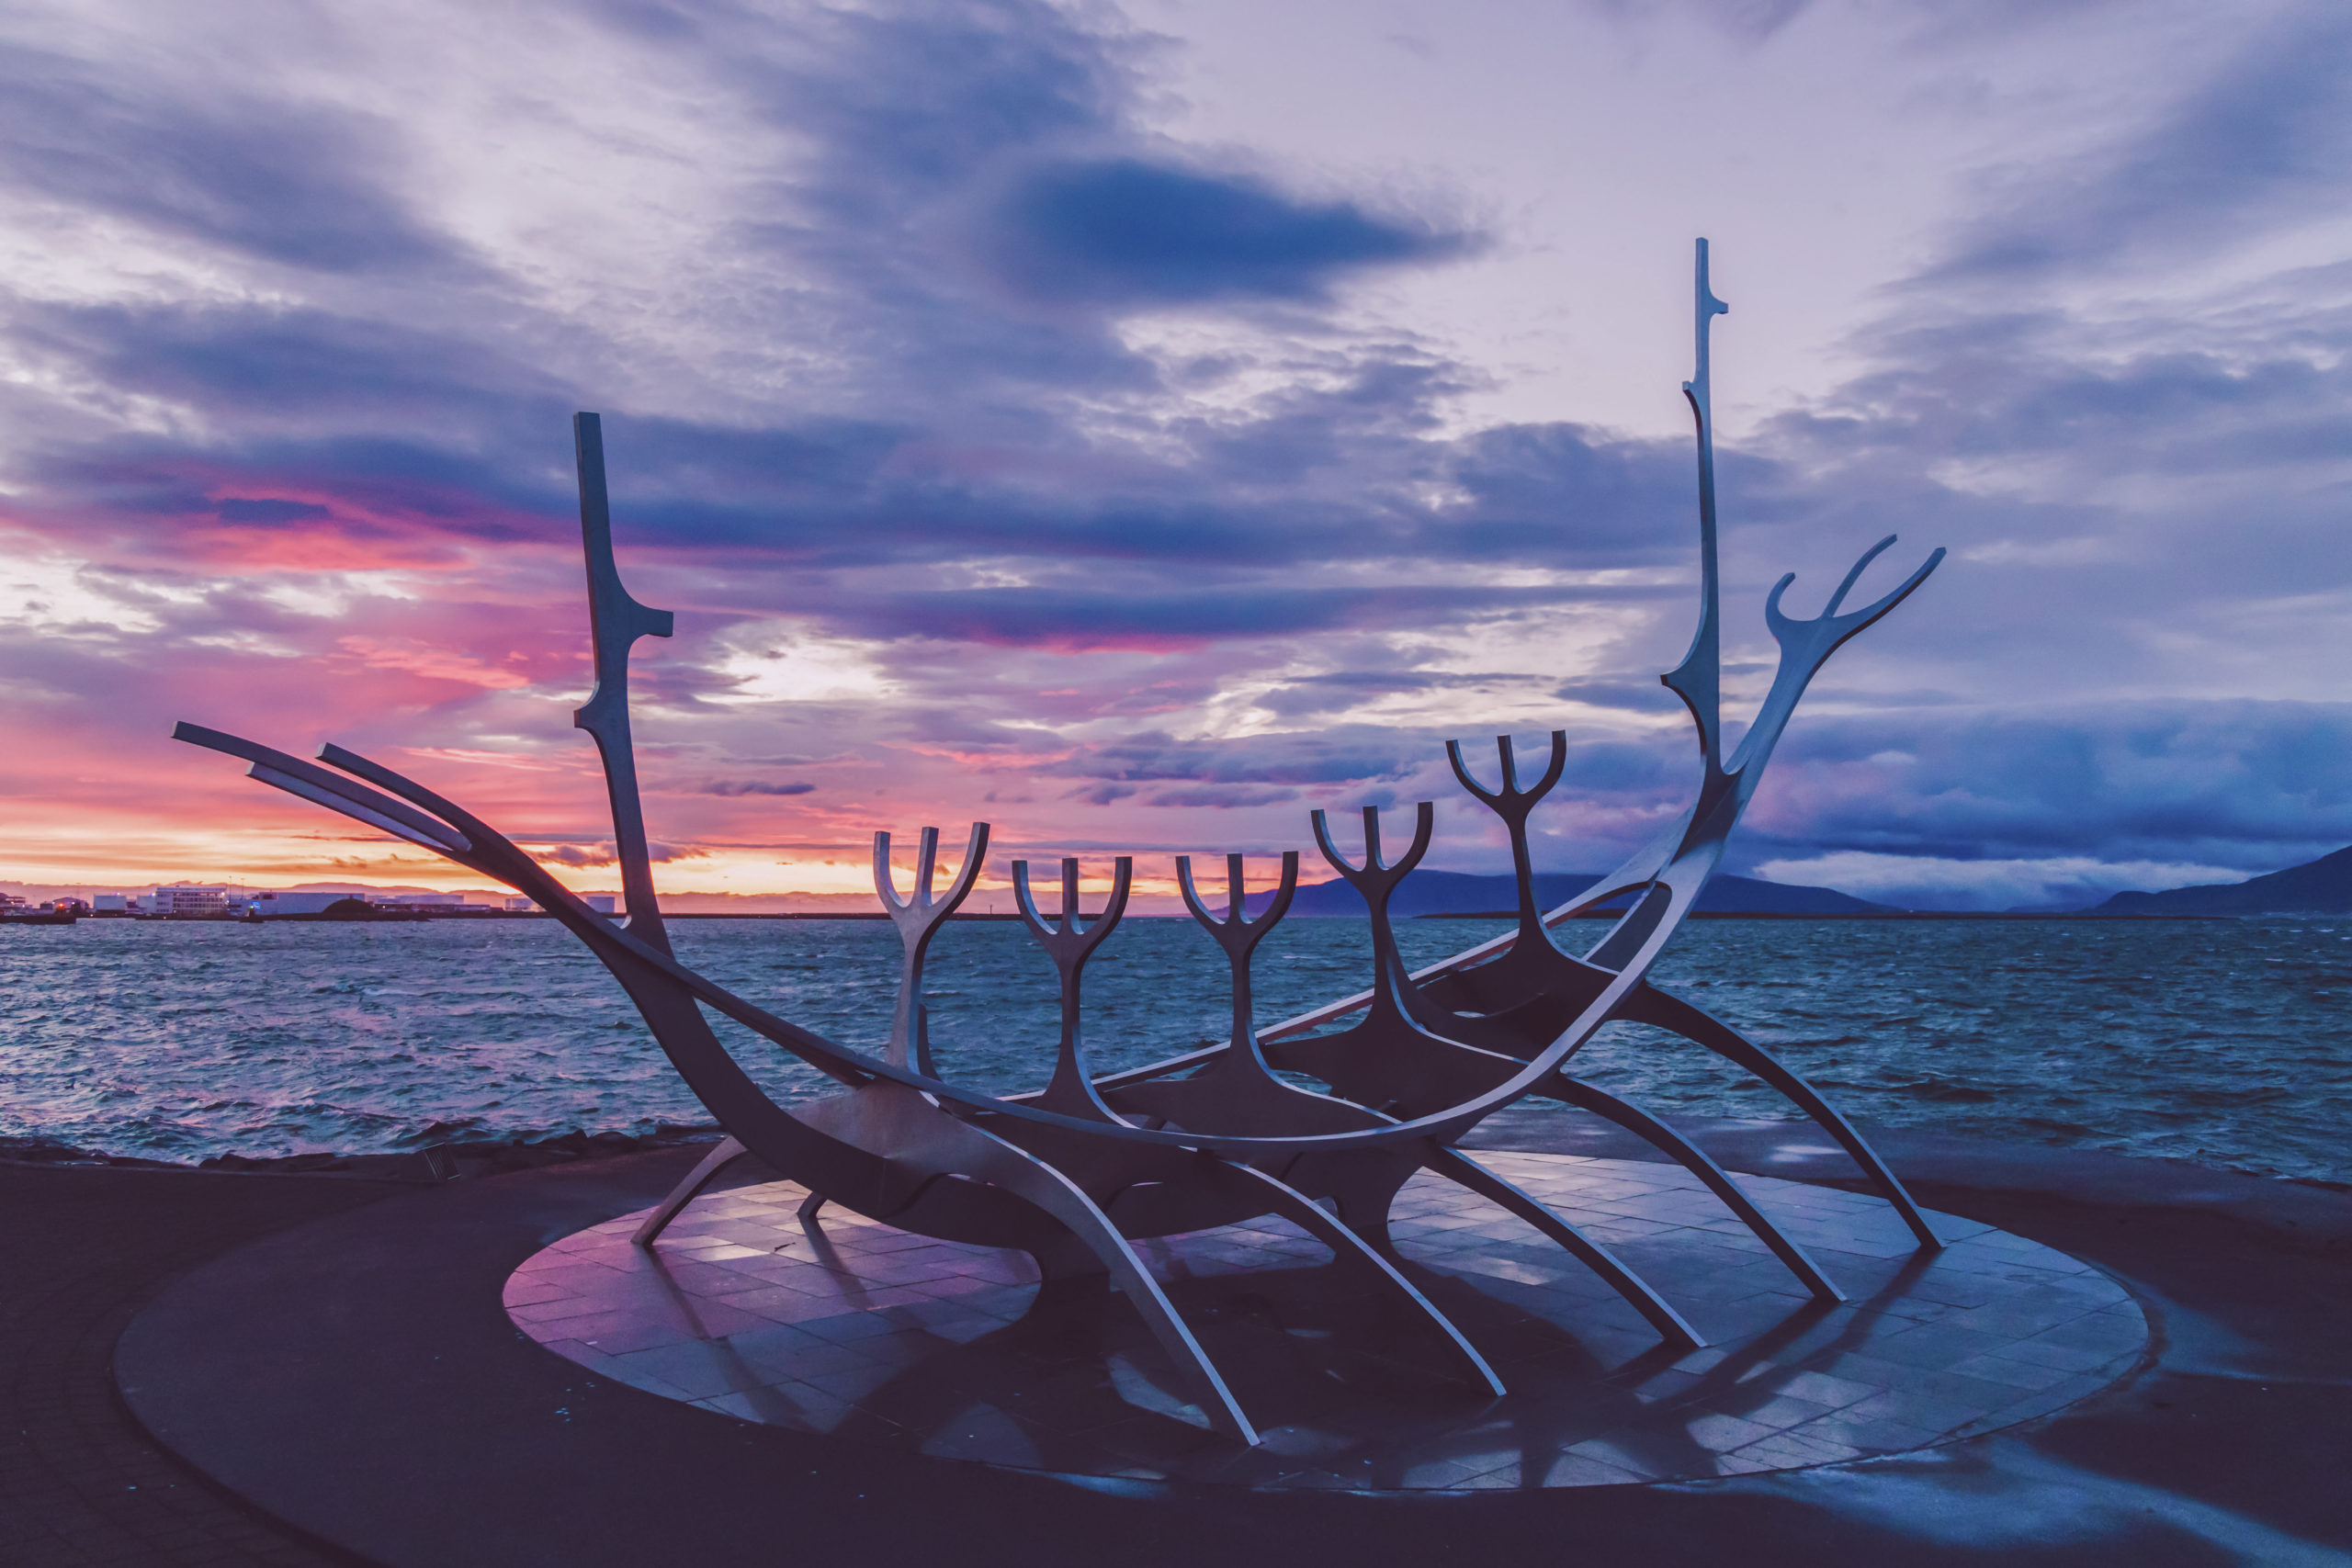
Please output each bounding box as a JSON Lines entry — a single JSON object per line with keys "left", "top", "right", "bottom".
{"left": 3, "top": 915, "right": 2346, "bottom": 1182}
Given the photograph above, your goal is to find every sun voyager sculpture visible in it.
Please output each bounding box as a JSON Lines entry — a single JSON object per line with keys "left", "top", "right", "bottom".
{"left": 176, "top": 242, "right": 1945, "bottom": 1446}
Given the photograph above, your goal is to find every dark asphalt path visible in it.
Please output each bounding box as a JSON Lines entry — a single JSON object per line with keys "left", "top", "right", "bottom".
{"left": 0, "top": 1163, "right": 405, "bottom": 1567}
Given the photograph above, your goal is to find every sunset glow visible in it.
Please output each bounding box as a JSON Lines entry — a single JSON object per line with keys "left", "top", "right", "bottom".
{"left": 2, "top": 0, "right": 2347, "bottom": 912}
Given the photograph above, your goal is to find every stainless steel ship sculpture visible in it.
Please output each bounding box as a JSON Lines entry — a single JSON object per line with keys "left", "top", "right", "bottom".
{"left": 175, "top": 243, "right": 1945, "bottom": 1446}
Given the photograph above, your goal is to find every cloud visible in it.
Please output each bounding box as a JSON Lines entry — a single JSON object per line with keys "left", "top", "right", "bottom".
{"left": 531, "top": 844, "right": 613, "bottom": 868}
{"left": 215, "top": 498, "right": 332, "bottom": 524}
{"left": 1143, "top": 783, "right": 1299, "bottom": 808}
{"left": 0, "top": 48, "right": 461, "bottom": 276}
{"left": 1738, "top": 701, "right": 2352, "bottom": 874}
{"left": 813, "top": 579, "right": 1671, "bottom": 650}
{"left": 694, "top": 779, "right": 816, "bottom": 796}
{"left": 531, "top": 840, "right": 705, "bottom": 867}
{"left": 1751, "top": 852, "right": 2250, "bottom": 911}
{"left": 1, "top": 0, "right": 2348, "bottom": 913}
{"left": 979, "top": 158, "right": 1473, "bottom": 305}
{"left": 1930, "top": 6, "right": 2352, "bottom": 283}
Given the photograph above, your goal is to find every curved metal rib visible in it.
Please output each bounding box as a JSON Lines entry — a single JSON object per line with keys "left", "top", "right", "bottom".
{"left": 1177, "top": 848, "right": 1298, "bottom": 1073}
{"left": 632, "top": 1134, "right": 753, "bottom": 1248}
{"left": 815, "top": 1083, "right": 1261, "bottom": 1446}
{"left": 1546, "top": 1074, "right": 1846, "bottom": 1303}
{"left": 1419, "top": 1145, "right": 1704, "bottom": 1348}
{"left": 1194, "top": 1156, "right": 1506, "bottom": 1396}
{"left": 1615, "top": 983, "right": 1943, "bottom": 1251}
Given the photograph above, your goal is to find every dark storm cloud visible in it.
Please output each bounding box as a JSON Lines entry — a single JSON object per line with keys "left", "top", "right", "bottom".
{"left": 729, "top": 0, "right": 1126, "bottom": 210}
{"left": 1071, "top": 728, "right": 1426, "bottom": 788}
{"left": 1744, "top": 701, "right": 2352, "bottom": 870}
{"left": 1438, "top": 422, "right": 1713, "bottom": 559}
{"left": 692, "top": 779, "right": 817, "bottom": 796}
{"left": 1144, "top": 783, "right": 1300, "bottom": 809}
{"left": 1555, "top": 676, "right": 1677, "bottom": 713}
{"left": 809, "top": 578, "right": 1674, "bottom": 649}
{"left": 214, "top": 499, "right": 332, "bottom": 524}
{"left": 981, "top": 158, "right": 1473, "bottom": 305}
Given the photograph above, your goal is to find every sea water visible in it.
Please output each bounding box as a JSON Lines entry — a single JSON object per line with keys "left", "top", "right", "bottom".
{"left": 2, "top": 915, "right": 2345, "bottom": 1184}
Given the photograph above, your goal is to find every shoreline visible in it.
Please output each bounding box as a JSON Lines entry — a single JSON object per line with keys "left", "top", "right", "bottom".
{"left": 10, "top": 1111, "right": 2346, "bottom": 1196}
{"left": 0, "top": 1123, "right": 726, "bottom": 1185}
{"left": 20, "top": 908, "right": 2257, "bottom": 923}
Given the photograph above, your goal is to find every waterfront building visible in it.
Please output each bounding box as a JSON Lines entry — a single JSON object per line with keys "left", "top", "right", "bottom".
{"left": 151, "top": 886, "right": 233, "bottom": 918}
{"left": 379, "top": 893, "right": 470, "bottom": 913}
{"left": 246, "top": 891, "right": 350, "bottom": 917}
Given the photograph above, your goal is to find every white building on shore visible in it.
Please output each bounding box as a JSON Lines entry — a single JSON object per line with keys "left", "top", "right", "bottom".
{"left": 245, "top": 891, "right": 350, "bottom": 916}
{"left": 150, "top": 886, "right": 234, "bottom": 917}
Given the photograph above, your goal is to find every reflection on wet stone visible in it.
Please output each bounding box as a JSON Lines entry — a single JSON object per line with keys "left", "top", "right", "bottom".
{"left": 507, "top": 1153, "right": 2144, "bottom": 1491}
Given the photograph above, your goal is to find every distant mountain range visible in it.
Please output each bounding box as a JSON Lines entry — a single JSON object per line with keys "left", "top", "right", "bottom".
{"left": 2090, "top": 845, "right": 2352, "bottom": 916}
{"left": 1252, "top": 870, "right": 1894, "bottom": 919}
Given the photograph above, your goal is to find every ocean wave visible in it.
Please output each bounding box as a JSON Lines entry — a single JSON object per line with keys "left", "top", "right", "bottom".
{"left": 1, "top": 914, "right": 2346, "bottom": 1183}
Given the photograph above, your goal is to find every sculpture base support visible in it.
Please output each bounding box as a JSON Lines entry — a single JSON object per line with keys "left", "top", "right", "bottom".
{"left": 509, "top": 1151, "right": 2139, "bottom": 1488}
{"left": 632, "top": 1134, "right": 752, "bottom": 1247}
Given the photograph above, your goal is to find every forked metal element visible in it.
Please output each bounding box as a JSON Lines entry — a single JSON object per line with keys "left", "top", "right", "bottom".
{"left": 1183, "top": 852, "right": 1300, "bottom": 1056}
{"left": 1272, "top": 805, "right": 1528, "bottom": 1121}
{"left": 1448, "top": 731, "right": 1567, "bottom": 953}
{"left": 636, "top": 818, "right": 989, "bottom": 1247}
{"left": 174, "top": 243, "right": 1948, "bottom": 1443}
{"left": 1109, "top": 852, "right": 1379, "bottom": 1137}
{"left": 877, "top": 824, "right": 989, "bottom": 1075}
{"left": 1013, "top": 857, "right": 1133, "bottom": 1122}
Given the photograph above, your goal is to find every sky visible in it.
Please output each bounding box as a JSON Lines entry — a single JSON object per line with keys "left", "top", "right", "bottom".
{"left": 0, "top": 0, "right": 2346, "bottom": 911}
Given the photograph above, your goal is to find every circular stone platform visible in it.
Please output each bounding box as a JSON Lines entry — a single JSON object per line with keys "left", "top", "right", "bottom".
{"left": 506, "top": 1152, "right": 2146, "bottom": 1490}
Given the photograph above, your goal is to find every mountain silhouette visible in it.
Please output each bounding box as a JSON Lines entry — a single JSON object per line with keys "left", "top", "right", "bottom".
{"left": 2091, "top": 845, "right": 2352, "bottom": 915}
{"left": 1249, "top": 870, "right": 1894, "bottom": 919}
